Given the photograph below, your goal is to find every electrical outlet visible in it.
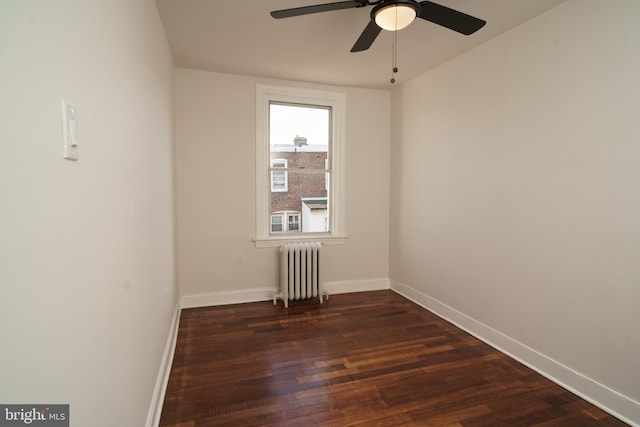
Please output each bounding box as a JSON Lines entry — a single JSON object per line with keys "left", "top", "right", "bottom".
{"left": 235, "top": 256, "right": 245, "bottom": 267}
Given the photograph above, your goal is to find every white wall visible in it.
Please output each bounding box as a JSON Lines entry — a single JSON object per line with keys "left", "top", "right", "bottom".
{"left": 175, "top": 68, "right": 390, "bottom": 300}
{"left": 390, "top": 0, "right": 640, "bottom": 423}
{"left": 0, "top": 1, "right": 177, "bottom": 426}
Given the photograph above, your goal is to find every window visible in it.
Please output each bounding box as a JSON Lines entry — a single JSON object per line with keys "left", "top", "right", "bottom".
{"left": 271, "top": 211, "right": 300, "bottom": 233}
{"left": 271, "top": 215, "right": 283, "bottom": 233}
{"left": 270, "top": 103, "right": 328, "bottom": 235}
{"left": 255, "top": 85, "right": 345, "bottom": 247}
{"left": 288, "top": 213, "right": 300, "bottom": 232}
{"left": 271, "top": 159, "right": 287, "bottom": 192}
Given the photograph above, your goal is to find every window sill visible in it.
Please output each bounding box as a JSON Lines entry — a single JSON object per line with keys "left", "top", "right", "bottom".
{"left": 253, "top": 235, "right": 346, "bottom": 248}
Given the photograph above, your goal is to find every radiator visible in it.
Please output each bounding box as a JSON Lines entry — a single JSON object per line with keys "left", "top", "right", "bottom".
{"left": 274, "top": 242, "right": 327, "bottom": 308}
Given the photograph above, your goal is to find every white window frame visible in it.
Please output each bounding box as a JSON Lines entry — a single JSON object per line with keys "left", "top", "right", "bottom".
{"left": 271, "top": 158, "right": 288, "bottom": 192}
{"left": 325, "top": 158, "right": 329, "bottom": 191}
{"left": 255, "top": 84, "right": 346, "bottom": 248}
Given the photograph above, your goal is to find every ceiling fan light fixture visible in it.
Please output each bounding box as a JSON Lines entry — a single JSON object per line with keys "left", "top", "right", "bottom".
{"left": 372, "top": 1, "right": 419, "bottom": 31}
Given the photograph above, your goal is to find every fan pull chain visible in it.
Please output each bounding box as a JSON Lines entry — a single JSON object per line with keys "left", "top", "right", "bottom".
{"left": 390, "top": 29, "right": 399, "bottom": 84}
{"left": 390, "top": 10, "right": 399, "bottom": 84}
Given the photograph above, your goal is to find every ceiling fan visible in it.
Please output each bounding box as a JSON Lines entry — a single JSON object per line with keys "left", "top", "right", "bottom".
{"left": 271, "top": 0, "right": 486, "bottom": 52}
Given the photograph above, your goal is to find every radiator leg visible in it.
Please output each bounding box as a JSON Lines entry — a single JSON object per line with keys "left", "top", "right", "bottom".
{"left": 272, "top": 289, "right": 280, "bottom": 306}
{"left": 319, "top": 290, "right": 329, "bottom": 304}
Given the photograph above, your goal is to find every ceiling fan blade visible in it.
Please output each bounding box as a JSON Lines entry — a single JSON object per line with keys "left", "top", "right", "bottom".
{"left": 418, "top": 1, "right": 486, "bottom": 35}
{"left": 351, "top": 20, "right": 382, "bottom": 52}
{"left": 271, "top": 1, "right": 362, "bottom": 19}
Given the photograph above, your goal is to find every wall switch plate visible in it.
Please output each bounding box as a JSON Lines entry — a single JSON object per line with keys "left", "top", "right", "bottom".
{"left": 61, "top": 100, "right": 79, "bottom": 160}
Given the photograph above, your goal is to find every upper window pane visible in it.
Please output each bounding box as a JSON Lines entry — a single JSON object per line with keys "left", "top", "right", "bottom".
{"left": 269, "top": 103, "right": 329, "bottom": 169}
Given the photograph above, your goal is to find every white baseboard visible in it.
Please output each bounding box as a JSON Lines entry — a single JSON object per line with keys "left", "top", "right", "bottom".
{"left": 181, "top": 287, "right": 275, "bottom": 308}
{"left": 390, "top": 280, "right": 640, "bottom": 426}
{"left": 146, "top": 302, "right": 181, "bottom": 427}
{"left": 323, "top": 278, "right": 390, "bottom": 295}
{"left": 180, "top": 279, "right": 391, "bottom": 309}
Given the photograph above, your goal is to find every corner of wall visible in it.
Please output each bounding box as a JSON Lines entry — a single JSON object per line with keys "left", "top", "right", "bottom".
{"left": 390, "top": 280, "right": 640, "bottom": 426}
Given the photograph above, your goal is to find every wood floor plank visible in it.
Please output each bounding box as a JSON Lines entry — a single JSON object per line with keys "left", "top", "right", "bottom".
{"left": 159, "top": 290, "right": 627, "bottom": 426}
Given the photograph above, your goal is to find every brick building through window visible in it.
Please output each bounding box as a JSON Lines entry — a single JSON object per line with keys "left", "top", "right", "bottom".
{"left": 270, "top": 139, "right": 328, "bottom": 233}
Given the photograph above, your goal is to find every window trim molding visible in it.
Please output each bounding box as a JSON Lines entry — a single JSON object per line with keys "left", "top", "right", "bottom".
{"left": 254, "top": 84, "right": 346, "bottom": 248}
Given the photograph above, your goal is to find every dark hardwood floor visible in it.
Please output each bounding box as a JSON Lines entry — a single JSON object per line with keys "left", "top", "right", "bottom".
{"left": 159, "top": 290, "right": 627, "bottom": 426}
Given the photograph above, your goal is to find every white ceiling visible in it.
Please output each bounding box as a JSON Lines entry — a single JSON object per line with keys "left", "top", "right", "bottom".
{"left": 155, "top": 0, "right": 566, "bottom": 90}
